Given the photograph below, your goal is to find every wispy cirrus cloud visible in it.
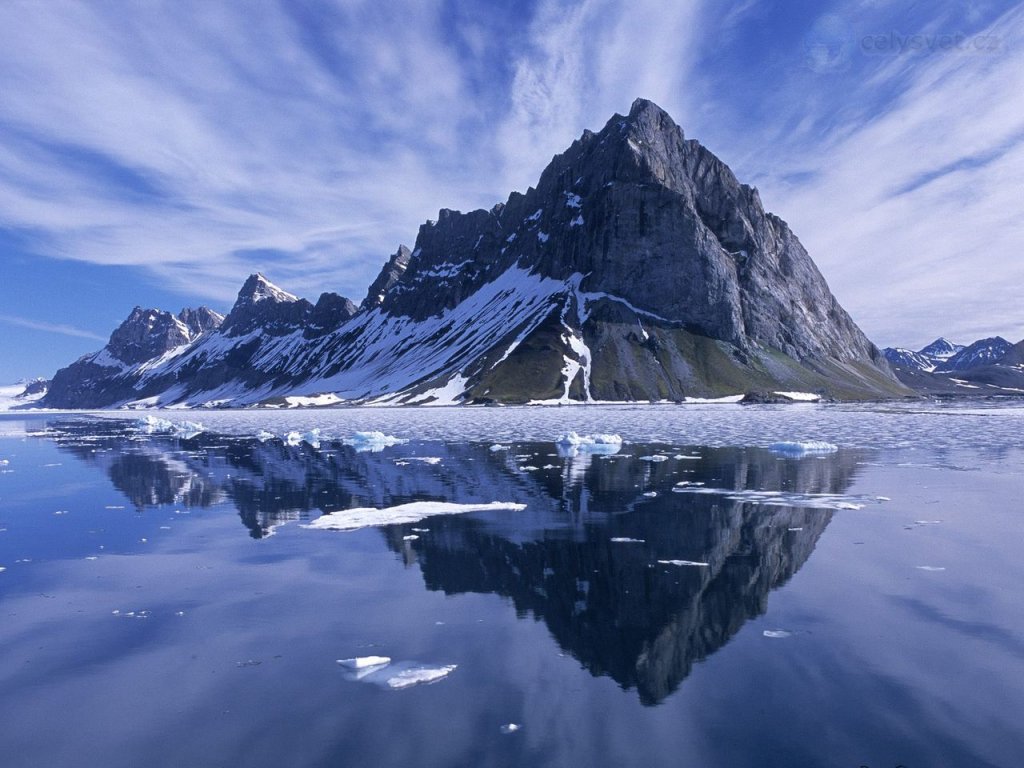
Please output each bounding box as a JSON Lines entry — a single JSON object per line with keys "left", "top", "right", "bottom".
{"left": 0, "top": 0, "right": 1021, "bottom": 354}
{"left": 0, "top": 314, "right": 107, "bottom": 342}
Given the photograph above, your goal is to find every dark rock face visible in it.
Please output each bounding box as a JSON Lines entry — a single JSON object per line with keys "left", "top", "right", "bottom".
{"left": 18, "top": 378, "right": 49, "bottom": 397}
{"left": 42, "top": 98, "right": 908, "bottom": 408}
{"left": 362, "top": 245, "right": 411, "bottom": 310}
{"left": 177, "top": 307, "right": 224, "bottom": 337}
{"left": 107, "top": 307, "right": 192, "bottom": 365}
{"left": 307, "top": 292, "right": 358, "bottom": 338}
{"left": 220, "top": 273, "right": 314, "bottom": 337}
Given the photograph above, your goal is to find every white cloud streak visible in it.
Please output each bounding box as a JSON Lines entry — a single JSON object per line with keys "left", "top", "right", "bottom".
{"left": 0, "top": 314, "right": 107, "bottom": 342}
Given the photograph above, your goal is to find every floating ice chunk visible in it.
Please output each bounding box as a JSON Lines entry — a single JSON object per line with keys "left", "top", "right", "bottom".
{"left": 304, "top": 501, "right": 527, "bottom": 532}
{"left": 344, "top": 431, "right": 407, "bottom": 453}
{"left": 658, "top": 559, "right": 709, "bottom": 567}
{"left": 500, "top": 723, "right": 522, "bottom": 734}
{"left": 0, "top": 566, "right": 5, "bottom": 573}
{"left": 642, "top": 491, "right": 658, "bottom": 498}
{"left": 556, "top": 432, "right": 622, "bottom": 456}
{"left": 403, "top": 534, "right": 419, "bottom": 541}
{"left": 407, "top": 457, "right": 441, "bottom": 465}
{"left": 674, "top": 481, "right": 705, "bottom": 487}
{"left": 0, "top": 459, "right": 8, "bottom": 466}
{"left": 763, "top": 630, "right": 793, "bottom": 638}
{"left": 674, "top": 454, "right": 701, "bottom": 460}
{"left": 670, "top": 485, "right": 877, "bottom": 511}
{"left": 639, "top": 455, "right": 669, "bottom": 462}
{"left": 611, "top": 537, "right": 645, "bottom": 543}
{"left": 769, "top": 441, "right": 838, "bottom": 456}
{"left": 489, "top": 444, "right": 510, "bottom": 452}
{"left": 256, "top": 430, "right": 275, "bottom": 442}
{"left": 916, "top": 565, "right": 946, "bottom": 572}
{"left": 787, "top": 527, "right": 804, "bottom": 532}
{"left": 520, "top": 465, "right": 539, "bottom": 471}
{"left": 337, "top": 656, "right": 392, "bottom": 669}
{"left": 236, "top": 659, "right": 262, "bottom": 668}
{"left": 914, "top": 520, "right": 942, "bottom": 525}
{"left": 385, "top": 664, "right": 457, "bottom": 689}
{"left": 136, "top": 415, "right": 205, "bottom": 438}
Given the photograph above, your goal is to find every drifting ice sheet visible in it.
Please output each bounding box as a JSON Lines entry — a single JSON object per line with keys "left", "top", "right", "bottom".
{"left": 304, "top": 501, "right": 528, "bottom": 531}
{"left": 769, "top": 441, "right": 838, "bottom": 455}
{"left": 344, "top": 431, "right": 407, "bottom": 452}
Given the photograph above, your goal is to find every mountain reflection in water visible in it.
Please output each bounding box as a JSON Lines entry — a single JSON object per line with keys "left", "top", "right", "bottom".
{"left": 45, "top": 418, "right": 863, "bottom": 704}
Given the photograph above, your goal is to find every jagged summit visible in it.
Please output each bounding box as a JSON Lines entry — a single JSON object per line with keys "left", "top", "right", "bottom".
{"left": 41, "top": 98, "right": 910, "bottom": 408}
{"left": 234, "top": 273, "right": 299, "bottom": 306}
{"left": 919, "top": 337, "right": 963, "bottom": 360}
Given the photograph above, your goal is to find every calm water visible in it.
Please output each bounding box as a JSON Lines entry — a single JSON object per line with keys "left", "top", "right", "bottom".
{"left": 1, "top": 404, "right": 1022, "bottom": 768}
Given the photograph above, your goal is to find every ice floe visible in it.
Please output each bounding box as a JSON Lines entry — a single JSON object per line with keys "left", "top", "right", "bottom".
{"left": 611, "top": 537, "right": 645, "bottom": 543}
{"left": 343, "top": 431, "right": 407, "bottom": 452}
{"left": 768, "top": 441, "right": 838, "bottom": 455}
{"left": 500, "top": 723, "right": 522, "bottom": 734}
{"left": 136, "top": 415, "right": 205, "bottom": 438}
{"left": 337, "top": 656, "right": 392, "bottom": 669}
{"left": 338, "top": 656, "right": 457, "bottom": 689}
{"left": 671, "top": 485, "right": 880, "bottom": 510}
{"left": 639, "top": 455, "right": 669, "bottom": 462}
{"left": 489, "top": 444, "right": 510, "bottom": 452}
{"left": 657, "top": 559, "right": 709, "bottom": 567}
{"left": 763, "top": 630, "right": 793, "bottom": 638}
{"left": 916, "top": 565, "right": 946, "bottom": 572}
{"left": 555, "top": 432, "right": 622, "bottom": 456}
{"left": 304, "top": 501, "right": 527, "bottom": 532}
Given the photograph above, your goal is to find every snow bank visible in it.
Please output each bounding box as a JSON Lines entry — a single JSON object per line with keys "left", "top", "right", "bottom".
{"left": 304, "top": 500, "right": 527, "bottom": 532}
{"left": 768, "top": 440, "right": 838, "bottom": 455}
{"left": 773, "top": 391, "right": 822, "bottom": 402}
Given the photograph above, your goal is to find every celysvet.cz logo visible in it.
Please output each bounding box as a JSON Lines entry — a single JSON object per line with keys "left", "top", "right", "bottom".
{"left": 860, "top": 31, "right": 1000, "bottom": 55}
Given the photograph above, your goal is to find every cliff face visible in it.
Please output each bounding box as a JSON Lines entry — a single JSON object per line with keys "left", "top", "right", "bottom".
{"left": 42, "top": 98, "right": 907, "bottom": 408}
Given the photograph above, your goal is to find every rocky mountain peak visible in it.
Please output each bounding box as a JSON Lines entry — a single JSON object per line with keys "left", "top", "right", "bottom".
{"left": 919, "top": 337, "right": 963, "bottom": 359}
{"left": 177, "top": 307, "right": 224, "bottom": 337}
{"left": 107, "top": 307, "right": 193, "bottom": 365}
{"left": 234, "top": 273, "right": 299, "bottom": 307}
{"left": 362, "top": 245, "right": 412, "bottom": 310}
{"left": 221, "top": 274, "right": 311, "bottom": 338}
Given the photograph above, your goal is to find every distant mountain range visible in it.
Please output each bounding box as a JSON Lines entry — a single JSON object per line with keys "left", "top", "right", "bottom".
{"left": 883, "top": 336, "right": 1024, "bottom": 394}
{"left": 39, "top": 98, "right": 913, "bottom": 408}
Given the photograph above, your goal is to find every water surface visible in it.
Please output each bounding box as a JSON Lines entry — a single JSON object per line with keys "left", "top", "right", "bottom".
{"left": 1, "top": 404, "right": 1022, "bottom": 767}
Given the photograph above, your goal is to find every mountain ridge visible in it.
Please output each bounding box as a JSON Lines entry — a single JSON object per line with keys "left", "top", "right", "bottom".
{"left": 42, "top": 98, "right": 909, "bottom": 408}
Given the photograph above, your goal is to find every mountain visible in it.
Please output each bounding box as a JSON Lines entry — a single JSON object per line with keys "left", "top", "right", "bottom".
{"left": 919, "top": 337, "right": 964, "bottom": 361}
{"left": 934, "top": 337, "right": 1013, "bottom": 372}
{"left": 883, "top": 335, "right": 1024, "bottom": 395}
{"left": 41, "top": 98, "right": 908, "bottom": 409}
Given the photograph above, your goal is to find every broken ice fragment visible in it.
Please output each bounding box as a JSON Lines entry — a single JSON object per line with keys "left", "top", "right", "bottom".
{"left": 500, "top": 723, "right": 522, "bottom": 734}
{"left": 763, "top": 630, "right": 793, "bottom": 638}
{"left": 611, "top": 537, "right": 645, "bottom": 544}
{"left": 916, "top": 565, "right": 946, "bottom": 572}
{"left": 658, "top": 559, "right": 709, "bottom": 567}
{"left": 304, "top": 501, "right": 527, "bottom": 532}
{"left": 385, "top": 664, "right": 457, "bottom": 689}
{"left": 768, "top": 441, "right": 838, "bottom": 456}
{"left": 337, "top": 656, "right": 391, "bottom": 669}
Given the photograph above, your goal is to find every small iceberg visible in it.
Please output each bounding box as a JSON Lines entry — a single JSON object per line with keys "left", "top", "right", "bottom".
{"left": 285, "top": 428, "right": 321, "bottom": 448}
{"left": 136, "top": 415, "right": 205, "bottom": 438}
{"left": 489, "top": 444, "right": 510, "bottom": 452}
{"left": 769, "top": 441, "right": 838, "bottom": 456}
{"left": 344, "top": 431, "right": 407, "bottom": 453}
{"left": 304, "top": 501, "right": 527, "bottom": 532}
{"left": 500, "top": 723, "right": 522, "bottom": 734}
{"left": 556, "top": 432, "right": 622, "bottom": 456}
{"left": 339, "top": 657, "right": 457, "bottom": 690}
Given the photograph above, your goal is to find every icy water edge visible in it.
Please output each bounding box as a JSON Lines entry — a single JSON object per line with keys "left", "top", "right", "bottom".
{"left": 1, "top": 403, "right": 1022, "bottom": 768}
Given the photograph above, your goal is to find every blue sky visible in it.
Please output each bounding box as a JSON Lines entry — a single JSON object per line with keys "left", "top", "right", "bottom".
{"left": 1, "top": 0, "right": 1022, "bottom": 381}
